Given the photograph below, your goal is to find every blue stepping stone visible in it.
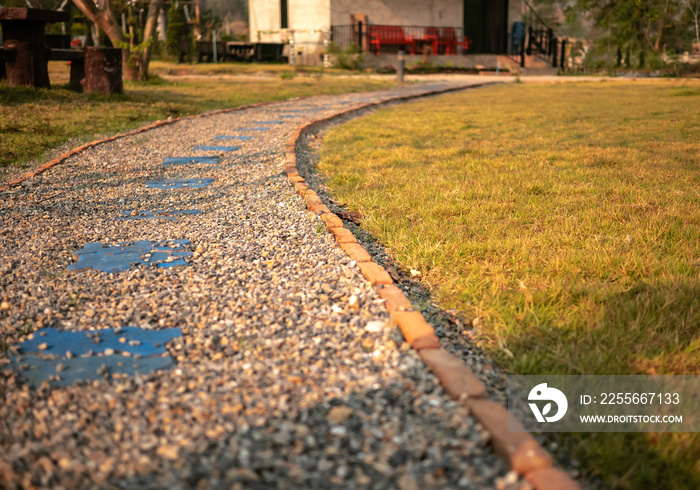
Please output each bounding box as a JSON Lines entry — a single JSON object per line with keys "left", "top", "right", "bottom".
{"left": 68, "top": 239, "right": 192, "bottom": 273}
{"left": 163, "top": 156, "right": 221, "bottom": 165}
{"left": 9, "top": 327, "right": 182, "bottom": 387}
{"left": 145, "top": 178, "right": 214, "bottom": 189}
{"left": 192, "top": 145, "right": 241, "bottom": 152}
{"left": 212, "top": 135, "right": 254, "bottom": 141}
{"left": 235, "top": 127, "right": 270, "bottom": 131}
{"left": 252, "top": 120, "right": 283, "bottom": 124}
{"left": 278, "top": 115, "right": 302, "bottom": 118}
{"left": 18, "top": 327, "right": 180, "bottom": 357}
{"left": 116, "top": 209, "right": 202, "bottom": 221}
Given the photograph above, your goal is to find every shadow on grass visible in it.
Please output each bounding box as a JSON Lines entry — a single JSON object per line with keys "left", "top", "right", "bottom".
{"left": 505, "top": 277, "right": 700, "bottom": 489}
{"left": 561, "top": 432, "right": 700, "bottom": 490}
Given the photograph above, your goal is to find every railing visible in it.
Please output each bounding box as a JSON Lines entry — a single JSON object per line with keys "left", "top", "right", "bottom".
{"left": 522, "top": 0, "right": 567, "bottom": 69}
{"left": 330, "top": 24, "right": 468, "bottom": 55}
{"left": 330, "top": 16, "right": 568, "bottom": 70}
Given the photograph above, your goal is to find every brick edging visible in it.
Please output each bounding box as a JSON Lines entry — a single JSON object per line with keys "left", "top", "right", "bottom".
{"left": 284, "top": 85, "right": 581, "bottom": 490}
{"left": 0, "top": 96, "right": 314, "bottom": 193}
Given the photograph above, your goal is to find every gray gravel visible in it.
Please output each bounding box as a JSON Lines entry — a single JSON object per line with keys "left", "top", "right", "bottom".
{"left": 0, "top": 83, "right": 525, "bottom": 489}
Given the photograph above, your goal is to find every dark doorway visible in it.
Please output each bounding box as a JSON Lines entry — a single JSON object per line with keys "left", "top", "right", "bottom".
{"left": 463, "top": 0, "right": 509, "bottom": 53}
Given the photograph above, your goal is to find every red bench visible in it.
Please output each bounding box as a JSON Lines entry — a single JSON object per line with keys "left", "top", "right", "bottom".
{"left": 440, "top": 27, "right": 458, "bottom": 55}
{"left": 424, "top": 27, "right": 440, "bottom": 55}
{"left": 438, "top": 28, "right": 473, "bottom": 55}
{"left": 369, "top": 25, "right": 415, "bottom": 55}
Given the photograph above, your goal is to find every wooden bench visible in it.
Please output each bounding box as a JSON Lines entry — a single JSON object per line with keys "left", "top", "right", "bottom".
{"left": 0, "top": 48, "right": 14, "bottom": 80}
{"left": 197, "top": 41, "right": 228, "bottom": 63}
{"left": 0, "top": 48, "right": 17, "bottom": 62}
{"left": 226, "top": 42, "right": 255, "bottom": 62}
{"left": 369, "top": 25, "right": 415, "bottom": 55}
{"left": 49, "top": 48, "right": 85, "bottom": 91}
{"left": 0, "top": 7, "right": 69, "bottom": 88}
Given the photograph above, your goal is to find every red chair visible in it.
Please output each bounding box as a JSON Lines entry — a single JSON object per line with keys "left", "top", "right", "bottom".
{"left": 369, "top": 25, "right": 412, "bottom": 54}
{"left": 424, "top": 27, "right": 440, "bottom": 55}
{"left": 462, "top": 37, "right": 473, "bottom": 52}
{"left": 440, "top": 27, "right": 458, "bottom": 55}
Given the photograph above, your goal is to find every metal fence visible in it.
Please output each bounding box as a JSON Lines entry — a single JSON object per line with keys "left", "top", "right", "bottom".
{"left": 521, "top": 2, "right": 566, "bottom": 68}
{"left": 331, "top": 19, "right": 566, "bottom": 69}
{"left": 330, "top": 24, "right": 467, "bottom": 55}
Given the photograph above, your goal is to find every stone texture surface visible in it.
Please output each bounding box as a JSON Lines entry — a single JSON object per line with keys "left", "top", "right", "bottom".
{"left": 419, "top": 348, "right": 487, "bottom": 399}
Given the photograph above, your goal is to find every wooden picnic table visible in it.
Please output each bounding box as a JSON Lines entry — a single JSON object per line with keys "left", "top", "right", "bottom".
{"left": 0, "top": 7, "right": 70, "bottom": 88}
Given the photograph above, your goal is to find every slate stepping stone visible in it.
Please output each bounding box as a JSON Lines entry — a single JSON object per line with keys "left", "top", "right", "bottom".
{"left": 116, "top": 209, "right": 202, "bottom": 221}
{"left": 18, "top": 327, "right": 180, "bottom": 358}
{"left": 278, "top": 115, "right": 302, "bottom": 118}
{"left": 252, "top": 120, "right": 283, "bottom": 124}
{"left": 10, "top": 327, "right": 182, "bottom": 387}
{"left": 212, "top": 135, "right": 254, "bottom": 141}
{"left": 235, "top": 127, "right": 270, "bottom": 131}
{"left": 68, "top": 239, "right": 192, "bottom": 273}
{"left": 192, "top": 145, "right": 240, "bottom": 152}
{"left": 163, "top": 156, "right": 221, "bottom": 165}
{"left": 145, "top": 178, "right": 214, "bottom": 189}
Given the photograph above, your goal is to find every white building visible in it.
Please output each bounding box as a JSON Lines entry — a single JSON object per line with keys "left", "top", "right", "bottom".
{"left": 249, "top": 0, "right": 525, "bottom": 66}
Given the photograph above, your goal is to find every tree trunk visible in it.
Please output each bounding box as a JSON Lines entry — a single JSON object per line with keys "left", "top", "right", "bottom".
{"left": 140, "top": 0, "right": 163, "bottom": 80}
{"left": 71, "top": 0, "right": 138, "bottom": 81}
{"left": 654, "top": 0, "right": 671, "bottom": 53}
{"left": 83, "top": 46, "right": 122, "bottom": 94}
{"left": 2, "top": 18, "right": 51, "bottom": 88}
{"left": 121, "top": 48, "right": 139, "bottom": 81}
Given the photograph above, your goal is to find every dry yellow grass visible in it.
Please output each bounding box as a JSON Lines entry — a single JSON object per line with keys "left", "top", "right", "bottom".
{"left": 319, "top": 80, "right": 700, "bottom": 489}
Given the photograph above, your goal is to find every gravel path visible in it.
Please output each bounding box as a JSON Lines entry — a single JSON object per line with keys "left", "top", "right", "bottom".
{"left": 1, "top": 82, "right": 520, "bottom": 489}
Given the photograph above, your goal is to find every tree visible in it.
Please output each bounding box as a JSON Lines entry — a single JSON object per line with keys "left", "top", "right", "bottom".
{"left": 682, "top": 0, "right": 700, "bottom": 53}
{"left": 166, "top": 3, "right": 191, "bottom": 62}
{"left": 140, "top": 0, "right": 164, "bottom": 78}
{"left": 571, "top": 0, "right": 693, "bottom": 64}
{"left": 71, "top": 0, "right": 162, "bottom": 80}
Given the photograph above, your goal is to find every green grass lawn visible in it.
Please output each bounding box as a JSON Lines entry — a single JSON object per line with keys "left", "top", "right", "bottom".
{"left": 148, "top": 60, "right": 351, "bottom": 77}
{"left": 318, "top": 81, "right": 700, "bottom": 489}
{"left": 0, "top": 62, "right": 395, "bottom": 171}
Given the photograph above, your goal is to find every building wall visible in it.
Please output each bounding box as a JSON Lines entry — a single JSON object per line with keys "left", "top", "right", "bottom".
{"left": 288, "top": 0, "right": 331, "bottom": 64}
{"left": 508, "top": 0, "right": 524, "bottom": 29}
{"left": 249, "top": 0, "right": 282, "bottom": 41}
{"left": 249, "top": 0, "right": 330, "bottom": 63}
{"left": 249, "top": 0, "right": 520, "bottom": 64}
{"left": 331, "top": 0, "right": 462, "bottom": 28}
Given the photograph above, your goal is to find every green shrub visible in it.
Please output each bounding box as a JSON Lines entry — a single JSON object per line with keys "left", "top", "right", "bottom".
{"left": 327, "top": 42, "right": 364, "bottom": 70}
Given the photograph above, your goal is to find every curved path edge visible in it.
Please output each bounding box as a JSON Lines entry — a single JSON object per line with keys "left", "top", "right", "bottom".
{"left": 0, "top": 97, "right": 306, "bottom": 192}
{"left": 284, "top": 83, "right": 582, "bottom": 490}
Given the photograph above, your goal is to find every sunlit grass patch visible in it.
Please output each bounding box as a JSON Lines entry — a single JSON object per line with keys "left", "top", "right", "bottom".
{"left": 319, "top": 80, "right": 700, "bottom": 489}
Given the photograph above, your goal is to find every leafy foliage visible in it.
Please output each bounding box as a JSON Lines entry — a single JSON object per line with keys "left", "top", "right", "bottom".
{"left": 166, "top": 4, "right": 192, "bottom": 60}
{"left": 327, "top": 42, "right": 364, "bottom": 70}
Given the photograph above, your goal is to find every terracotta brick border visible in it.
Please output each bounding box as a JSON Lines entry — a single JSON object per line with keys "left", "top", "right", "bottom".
{"left": 283, "top": 84, "right": 581, "bottom": 490}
